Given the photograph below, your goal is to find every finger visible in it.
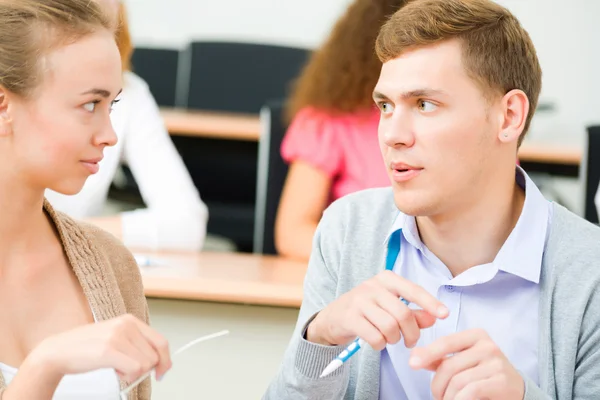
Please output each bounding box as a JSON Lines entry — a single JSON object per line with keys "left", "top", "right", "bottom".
{"left": 103, "top": 346, "right": 147, "bottom": 384}
{"left": 131, "top": 318, "right": 172, "bottom": 378}
{"left": 361, "top": 302, "right": 402, "bottom": 346}
{"left": 442, "top": 362, "right": 496, "bottom": 400}
{"left": 430, "top": 344, "right": 486, "bottom": 400}
{"left": 454, "top": 377, "right": 496, "bottom": 400}
{"left": 413, "top": 310, "right": 436, "bottom": 329}
{"left": 377, "top": 271, "right": 449, "bottom": 319}
{"left": 410, "top": 329, "right": 487, "bottom": 369}
{"left": 375, "top": 291, "right": 420, "bottom": 348}
{"left": 352, "top": 315, "right": 388, "bottom": 351}
{"left": 126, "top": 327, "right": 160, "bottom": 376}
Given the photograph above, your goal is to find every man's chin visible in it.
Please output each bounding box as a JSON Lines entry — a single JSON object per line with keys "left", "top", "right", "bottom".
{"left": 393, "top": 192, "right": 434, "bottom": 217}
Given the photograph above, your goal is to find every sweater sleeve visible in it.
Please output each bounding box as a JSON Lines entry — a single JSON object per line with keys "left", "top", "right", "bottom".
{"left": 82, "top": 224, "right": 152, "bottom": 400}
{"left": 120, "top": 74, "right": 208, "bottom": 251}
{"left": 263, "top": 202, "right": 351, "bottom": 399}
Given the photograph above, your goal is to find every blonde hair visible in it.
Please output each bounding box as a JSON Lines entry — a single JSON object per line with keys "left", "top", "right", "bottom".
{"left": 115, "top": 2, "right": 133, "bottom": 71}
{"left": 376, "top": 0, "right": 542, "bottom": 145}
{"left": 0, "top": 0, "right": 113, "bottom": 97}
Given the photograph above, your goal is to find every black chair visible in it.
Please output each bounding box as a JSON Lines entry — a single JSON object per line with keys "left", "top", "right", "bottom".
{"left": 253, "top": 100, "right": 288, "bottom": 255}
{"left": 584, "top": 125, "right": 600, "bottom": 223}
{"left": 171, "top": 135, "right": 258, "bottom": 252}
{"left": 170, "top": 42, "right": 308, "bottom": 251}
{"left": 182, "top": 41, "right": 309, "bottom": 113}
{"left": 131, "top": 47, "right": 181, "bottom": 107}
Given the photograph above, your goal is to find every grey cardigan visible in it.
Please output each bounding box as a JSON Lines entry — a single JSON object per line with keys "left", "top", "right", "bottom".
{"left": 264, "top": 188, "right": 600, "bottom": 399}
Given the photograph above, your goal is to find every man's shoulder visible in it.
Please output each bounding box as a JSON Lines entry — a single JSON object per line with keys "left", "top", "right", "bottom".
{"left": 546, "top": 203, "right": 600, "bottom": 280}
{"left": 324, "top": 187, "right": 398, "bottom": 225}
{"left": 316, "top": 187, "right": 399, "bottom": 258}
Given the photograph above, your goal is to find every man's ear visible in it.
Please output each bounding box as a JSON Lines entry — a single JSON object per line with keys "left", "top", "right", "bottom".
{"left": 497, "top": 89, "right": 529, "bottom": 144}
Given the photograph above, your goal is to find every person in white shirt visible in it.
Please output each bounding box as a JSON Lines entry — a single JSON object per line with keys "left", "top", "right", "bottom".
{"left": 46, "top": 1, "right": 208, "bottom": 251}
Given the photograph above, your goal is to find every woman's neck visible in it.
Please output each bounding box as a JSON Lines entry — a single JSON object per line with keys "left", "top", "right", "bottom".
{"left": 0, "top": 172, "right": 51, "bottom": 266}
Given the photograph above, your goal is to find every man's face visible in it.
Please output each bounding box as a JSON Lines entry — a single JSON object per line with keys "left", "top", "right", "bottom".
{"left": 374, "top": 39, "right": 505, "bottom": 217}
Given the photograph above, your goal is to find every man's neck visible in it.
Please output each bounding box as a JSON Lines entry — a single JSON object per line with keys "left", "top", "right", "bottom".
{"left": 416, "top": 171, "right": 525, "bottom": 277}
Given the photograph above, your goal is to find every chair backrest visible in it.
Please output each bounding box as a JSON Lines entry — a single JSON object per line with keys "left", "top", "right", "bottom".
{"left": 131, "top": 47, "right": 180, "bottom": 107}
{"left": 182, "top": 42, "right": 309, "bottom": 113}
{"left": 584, "top": 125, "right": 600, "bottom": 223}
{"left": 254, "top": 100, "right": 289, "bottom": 254}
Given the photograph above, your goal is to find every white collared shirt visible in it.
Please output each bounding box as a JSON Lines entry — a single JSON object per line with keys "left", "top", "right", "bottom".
{"left": 380, "top": 167, "right": 552, "bottom": 399}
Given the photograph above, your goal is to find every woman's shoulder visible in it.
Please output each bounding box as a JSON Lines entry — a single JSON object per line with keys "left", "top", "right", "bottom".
{"left": 75, "top": 220, "right": 144, "bottom": 293}
{"left": 290, "top": 106, "right": 379, "bottom": 132}
{"left": 78, "top": 220, "right": 135, "bottom": 266}
{"left": 48, "top": 207, "right": 146, "bottom": 315}
{"left": 67, "top": 217, "right": 149, "bottom": 319}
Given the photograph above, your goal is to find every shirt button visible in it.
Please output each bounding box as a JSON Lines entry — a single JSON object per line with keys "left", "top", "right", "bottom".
{"left": 446, "top": 285, "right": 456, "bottom": 292}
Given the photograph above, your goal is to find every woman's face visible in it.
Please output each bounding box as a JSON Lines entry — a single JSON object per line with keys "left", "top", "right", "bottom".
{"left": 5, "top": 29, "right": 123, "bottom": 195}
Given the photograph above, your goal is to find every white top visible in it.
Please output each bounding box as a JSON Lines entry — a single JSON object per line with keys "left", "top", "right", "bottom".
{"left": 0, "top": 308, "right": 120, "bottom": 399}
{"left": 0, "top": 363, "right": 120, "bottom": 400}
{"left": 46, "top": 72, "right": 208, "bottom": 251}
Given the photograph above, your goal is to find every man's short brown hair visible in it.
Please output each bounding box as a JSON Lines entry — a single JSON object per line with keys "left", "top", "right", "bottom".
{"left": 376, "top": 0, "right": 542, "bottom": 145}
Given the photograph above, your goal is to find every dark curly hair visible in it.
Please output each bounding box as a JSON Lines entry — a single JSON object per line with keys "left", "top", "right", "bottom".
{"left": 285, "top": 0, "right": 408, "bottom": 122}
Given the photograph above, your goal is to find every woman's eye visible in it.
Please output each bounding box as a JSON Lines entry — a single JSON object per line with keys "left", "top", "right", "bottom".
{"left": 83, "top": 102, "right": 97, "bottom": 112}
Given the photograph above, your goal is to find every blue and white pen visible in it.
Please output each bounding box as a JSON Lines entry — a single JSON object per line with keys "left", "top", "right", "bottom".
{"left": 320, "top": 297, "right": 410, "bottom": 378}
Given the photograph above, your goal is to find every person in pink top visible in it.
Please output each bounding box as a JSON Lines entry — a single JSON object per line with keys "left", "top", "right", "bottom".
{"left": 275, "top": 0, "right": 407, "bottom": 261}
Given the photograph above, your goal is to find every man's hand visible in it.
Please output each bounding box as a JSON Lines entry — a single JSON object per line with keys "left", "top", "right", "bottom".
{"left": 307, "top": 270, "right": 449, "bottom": 349}
{"left": 409, "top": 329, "right": 525, "bottom": 400}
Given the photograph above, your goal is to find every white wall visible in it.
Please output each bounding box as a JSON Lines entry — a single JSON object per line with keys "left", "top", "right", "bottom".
{"left": 126, "top": 0, "right": 600, "bottom": 145}
{"left": 125, "top": 0, "right": 353, "bottom": 49}
{"left": 496, "top": 0, "right": 600, "bottom": 146}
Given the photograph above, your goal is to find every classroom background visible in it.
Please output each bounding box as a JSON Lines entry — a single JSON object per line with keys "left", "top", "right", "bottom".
{"left": 107, "top": 0, "right": 600, "bottom": 398}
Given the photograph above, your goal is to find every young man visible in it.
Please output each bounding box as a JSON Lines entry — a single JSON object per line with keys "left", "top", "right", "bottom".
{"left": 265, "top": 0, "right": 600, "bottom": 399}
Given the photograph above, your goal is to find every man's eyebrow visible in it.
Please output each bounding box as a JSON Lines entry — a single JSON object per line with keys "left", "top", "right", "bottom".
{"left": 373, "top": 91, "right": 390, "bottom": 101}
{"left": 399, "top": 88, "right": 448, "bottom": 99}
{"left": 373, "top": 88, "right": 448, "bottom": 101}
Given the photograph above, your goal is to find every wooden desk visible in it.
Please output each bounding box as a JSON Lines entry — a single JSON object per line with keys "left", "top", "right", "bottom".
{"left": 139, "top": 251, "right": 306, "bottom": 308}
{"left": 518, "top": 142, "right": 582, "bottom": 177}
{"left": 137, "top": 252, "right": 304, "bottom": 399}
{"left": 518, "top": 143, "right": 582, "bottom": 165}
{"left": 161, "top": 107, "right": 260, "bottom": 141}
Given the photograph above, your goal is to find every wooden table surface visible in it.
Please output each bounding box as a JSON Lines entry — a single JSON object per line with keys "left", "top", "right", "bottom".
{"left": 138, "top": 251, "right": 306, "bottom": 308}
{"left": 161, "top": 107, "right": 261, "bottom": 142}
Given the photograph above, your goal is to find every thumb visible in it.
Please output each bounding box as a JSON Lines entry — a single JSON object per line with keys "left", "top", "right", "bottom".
{"left": 413, "top": 310, "right": 437, "bottom": 329}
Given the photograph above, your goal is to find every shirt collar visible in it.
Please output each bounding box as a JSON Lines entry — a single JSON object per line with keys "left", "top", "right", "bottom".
{"left": 383, "top": 166, "right": 549, "bottom": 283}
{"left": 493, "top": 166, "right": 549, "bottom": 283}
